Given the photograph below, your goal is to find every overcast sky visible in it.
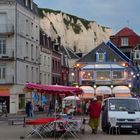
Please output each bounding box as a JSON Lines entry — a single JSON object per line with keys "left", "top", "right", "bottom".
{"left": 34, "top": 0, "right": 140, "bottom": 35}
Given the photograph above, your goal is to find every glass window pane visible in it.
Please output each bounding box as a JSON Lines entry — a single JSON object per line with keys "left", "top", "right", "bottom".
{"left": 81, "top": 71, "right": 93, "bottom": 80}
{"left": 113, "top": 71, "right": 124, "bottom": 79}
{"left": 96, "top": 71, "right": 110, "bottom": 80}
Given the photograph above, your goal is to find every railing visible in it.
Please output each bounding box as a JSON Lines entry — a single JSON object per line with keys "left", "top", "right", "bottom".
{"left": 0, "top": 24, "right": 14, "bottom": 35}
{"left": 0, "top": 75, "right": 14, "bottom": 84}
{"left": 0, "top": 49, "right": 14, "bottom": 60}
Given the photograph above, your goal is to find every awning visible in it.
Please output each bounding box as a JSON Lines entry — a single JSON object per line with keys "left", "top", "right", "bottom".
{"left": 0, "top": 91, "right": 9, "bottom": 96}
{"left": 79, "top": 93, "right": 94, "bottom": 99}
{"left": 112, "top": 86, "right": 130, "bottom": 94}
{"left": 96, "top": 86, "right": 111, "bottom": 95}
{"left": 80, "top": 86, "right": 94, "bottom": 93}
{"left": 25, "top": 83, "right": 83, "bottom": 95}
{"left": 0, "top": 88, "right": 10, "bottom": 97}
{"left": 63, "top": 96, "right": 80, "bottom": 100}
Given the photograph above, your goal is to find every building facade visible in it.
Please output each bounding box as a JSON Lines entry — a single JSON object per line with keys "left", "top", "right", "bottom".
{"left": 110, "top": 27, "right": 140, "bottom": 93}
{"left": 75, "top": 41, "right": 136, "bottom": 96}
{"left": 0, "top": 0, "right": 40, "bottom": 113}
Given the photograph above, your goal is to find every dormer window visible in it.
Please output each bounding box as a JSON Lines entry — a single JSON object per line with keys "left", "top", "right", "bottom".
{"left": 96, "top": 52, "right": 106, "bottom": 62}
{"left": 121, "top": 37, "right": 128, "bottom": 46}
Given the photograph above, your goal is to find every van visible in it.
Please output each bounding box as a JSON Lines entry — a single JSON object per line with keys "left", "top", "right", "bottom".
{"left": 101, "top": 97, "right": 140, "bottom": 134}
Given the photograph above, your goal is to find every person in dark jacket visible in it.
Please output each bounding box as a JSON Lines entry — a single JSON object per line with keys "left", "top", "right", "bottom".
{"left": 88, "top": 97, "right": 102, "bottom": 134}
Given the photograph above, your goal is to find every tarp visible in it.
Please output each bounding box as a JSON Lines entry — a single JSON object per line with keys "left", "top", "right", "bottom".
{"left": 25, "top": 83, "right": 83, "bottom": 95}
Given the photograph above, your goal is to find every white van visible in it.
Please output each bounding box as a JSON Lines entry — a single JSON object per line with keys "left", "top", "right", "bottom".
{"left": 101, "top": 97, "right": 140, "bottom": 134}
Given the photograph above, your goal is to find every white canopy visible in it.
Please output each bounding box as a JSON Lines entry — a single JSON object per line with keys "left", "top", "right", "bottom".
{"left": 80, "top": 86, "right": 94, "bottom": 93}
{"left": 112, "top": 86, "right": 130, "bottom": 94}
{"left": 96, "top": 86, "right": 111, "bottom": 94}
{"left": 63, "top": 96, "right": 80, "bottom": 100}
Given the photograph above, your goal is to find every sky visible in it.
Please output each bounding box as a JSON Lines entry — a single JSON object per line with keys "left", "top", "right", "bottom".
{"left": 34, "top": 0, "right": 140, "bottom": 35}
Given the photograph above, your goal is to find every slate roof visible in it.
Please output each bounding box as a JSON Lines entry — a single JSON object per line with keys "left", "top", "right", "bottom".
{"left": 77, "top": 41, "right": 131, "bottom": 64}
{"left": 60, "top": 46, "right": 80, "bottom": 59}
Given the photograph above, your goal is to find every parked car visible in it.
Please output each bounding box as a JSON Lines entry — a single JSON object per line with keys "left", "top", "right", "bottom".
{"left": 101, "top": 97, "right": 140, "bottom": 134}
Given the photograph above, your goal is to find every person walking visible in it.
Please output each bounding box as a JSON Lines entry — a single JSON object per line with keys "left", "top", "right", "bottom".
{"left": 88, "top": 97, "right": 102, "bottom": 134}
{"left": 2, "top": 100, "right": 8, "bottom": 117}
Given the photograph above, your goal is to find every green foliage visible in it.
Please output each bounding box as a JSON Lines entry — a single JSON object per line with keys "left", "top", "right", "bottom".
{"left": 102, "top": 26, "right": 106, "bottom": 32}
{"left": 38, "top": 8, "right": 61, "bottom": 18}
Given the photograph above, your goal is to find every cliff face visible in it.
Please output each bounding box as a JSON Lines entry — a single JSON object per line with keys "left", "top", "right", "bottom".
{"left": 39, "top": 9, "right": 112, "bottom": 54}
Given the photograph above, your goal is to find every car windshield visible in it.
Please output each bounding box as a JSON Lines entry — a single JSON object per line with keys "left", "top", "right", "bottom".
{"left": 109, "top": 98, "right": 140, "bottom": 111}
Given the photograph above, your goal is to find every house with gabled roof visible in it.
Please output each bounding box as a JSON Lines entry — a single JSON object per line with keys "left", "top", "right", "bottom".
{"left": 74, "top": 41, "right": 138, "bottom": 97}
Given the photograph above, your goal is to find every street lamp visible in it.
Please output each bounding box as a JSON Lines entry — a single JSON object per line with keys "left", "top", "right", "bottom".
{"left": 110, "top": 85, "right": 114, "bottom": 94}
{"left": 93, "top": 85, "right": 96, "bottom": 96}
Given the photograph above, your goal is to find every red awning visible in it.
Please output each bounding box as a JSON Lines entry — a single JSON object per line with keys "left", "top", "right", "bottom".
{"left": 25, "top": 83, "right": 83, "bottom": 95}
{"left": 0, "top": 91, "right": 9, "bottom": 96}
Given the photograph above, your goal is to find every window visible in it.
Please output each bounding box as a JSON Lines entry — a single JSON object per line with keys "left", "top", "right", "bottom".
{"left": 26, "top": 42, "right": 28, "bottom": 58}
{"left": 81, "top": 71, "right": 93, "bottom": 80}
{"left": 96, "top": 52, "right": 105, "bottom": 62}
{"left": 31, "top": 44, "right": 33, "bottom": 59}
{"left": 26, "top": 65, "right": 29, "bottom": 82}
{"left": 0, "top": 67, "right": 6, "bottom": 79}
{"left": 96, "top": 70, "right": 110, "bottom": 80}
{"left": 31, "top": 67, "right": 34, "bottom": 82}
{"left": 19, "top": 94, "right": 25, "bottom": 109}
{"left": 0, "top": 39, "right": 6, "bottom": 54}
{"left": 121, "top": 37, "right": 128, "bottom": 46}
{"left": 112, "top": 71, "right": 124, "bottom": 79}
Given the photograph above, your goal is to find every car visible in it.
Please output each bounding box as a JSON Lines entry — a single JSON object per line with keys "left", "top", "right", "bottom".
{"left": 101, "top": 97, "right": 140, "bottom": 134}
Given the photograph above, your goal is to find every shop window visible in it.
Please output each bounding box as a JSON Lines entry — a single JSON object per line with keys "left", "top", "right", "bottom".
{"left": 112, "top": 71, "right": 124, "bottom": 79}
{"left": 19, "top": 94, "right": 25, "bottom": 109}
{"left": 96, "top": 70, "right": 110, "bottom": 80}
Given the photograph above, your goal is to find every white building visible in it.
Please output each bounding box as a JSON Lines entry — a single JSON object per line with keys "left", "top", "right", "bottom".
{"left": 0, "top": 0, "right": 40, "bottom": 113}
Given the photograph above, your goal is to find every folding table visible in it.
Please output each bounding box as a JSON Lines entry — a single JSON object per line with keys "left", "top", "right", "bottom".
{"left": 23, "top": 117, "right": 56, "bottom": 139}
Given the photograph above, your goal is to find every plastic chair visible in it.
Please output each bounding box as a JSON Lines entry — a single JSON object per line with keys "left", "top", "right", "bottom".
{"left": 109, "top": 118, "right": 120, "bottom": 135}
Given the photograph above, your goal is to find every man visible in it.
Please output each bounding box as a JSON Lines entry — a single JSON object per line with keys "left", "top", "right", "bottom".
{"left": 88, "top": 97, "right": 101, "bottom": 134}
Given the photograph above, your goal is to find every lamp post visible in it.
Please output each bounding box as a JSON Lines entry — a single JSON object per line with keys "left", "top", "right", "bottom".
{"left": 110, "top": 85, "right": 114, "bottom": 94}
{"left": 93, "top": 85, "right": 96, "bottom": 97}
{"left": 75, "top": 63, "right": 80, "bottom": 85}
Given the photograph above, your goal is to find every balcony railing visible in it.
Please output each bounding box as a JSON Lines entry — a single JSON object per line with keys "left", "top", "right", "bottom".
{"left": 0, "top": 75, "right": 14, "bottom": 85}
{"left": 0, "top": 24, "right": 14, "bottom": 35}
{"left": 0, "top": 49, "right": 14, "bottom": 60}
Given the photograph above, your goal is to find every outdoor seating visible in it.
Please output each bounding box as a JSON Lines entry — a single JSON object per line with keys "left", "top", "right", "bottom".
{"left": 23, "top": 117, "right": 56, "bottom": 139}
{"left": 109, "top": 118, "right": 120, "bottom": 135}
{"left": 22, "top": 116, "right": 82, "bottom": 139}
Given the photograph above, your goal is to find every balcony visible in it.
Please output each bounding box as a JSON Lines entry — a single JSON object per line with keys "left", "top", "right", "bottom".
{"left": 0, "top": 49, "right": 14, "bottom": 60}
{"left": 0, "top": 24, "right": 14, "bottom": 36}
{"left": 0, "top": 75, "right": 14, "bottom": 85}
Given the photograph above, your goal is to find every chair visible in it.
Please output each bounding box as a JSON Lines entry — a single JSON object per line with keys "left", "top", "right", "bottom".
{"left": 109, "top": 118, "right": 120, "bottom": 135}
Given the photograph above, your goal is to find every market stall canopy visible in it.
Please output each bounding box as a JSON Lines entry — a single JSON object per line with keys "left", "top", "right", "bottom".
{"left": 24, "top": 83, "right": 83, "bottom": 95}
{"left": 79, "top": 86, "right": 94, "bottom": 99}
{"left": 80, "top": 86, "right": 94, "bottom": 93}
{"left": 112, "top": 86, "right": 130, "bottom": 94}
{"left": 112, "top": 86, "right": 131, "bottom": 97}
{"left": 63, "top": 96, "right": 80, "bottom": 100}
{"left": 96, "top": 86, "right": 111, "bottom": 95}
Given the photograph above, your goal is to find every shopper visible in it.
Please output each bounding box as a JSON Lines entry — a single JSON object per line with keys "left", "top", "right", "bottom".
{"left": 88, "top": 97, "right": 102, "bottom": 134}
